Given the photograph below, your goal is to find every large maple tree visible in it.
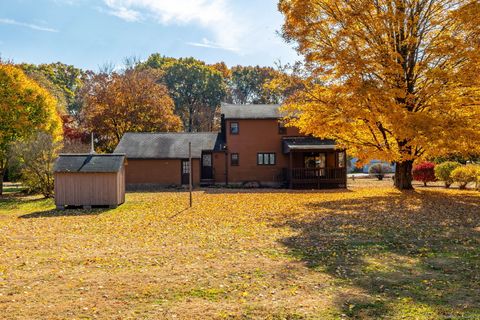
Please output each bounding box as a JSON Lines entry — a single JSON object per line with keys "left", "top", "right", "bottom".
{"left": 279, "top": 0, "right": 480, "bottom": 189}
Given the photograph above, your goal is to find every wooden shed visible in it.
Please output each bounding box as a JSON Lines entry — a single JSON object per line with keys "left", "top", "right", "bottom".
{"left": 54, "top": 154, "right": 126, "bottom": 209}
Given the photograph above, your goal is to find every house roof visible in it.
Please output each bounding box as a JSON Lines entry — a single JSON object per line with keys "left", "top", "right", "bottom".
{"left": 114, "top": 132, "right": 223, "bottom": 159}
{"left": 221, "top": 103, "right": 282, "bottom": 119}
{"left": 54, "top": 154, "right": 125, "bottom": 173}
{"left": 282, "top": 137, "right": 337, "bottom": 153}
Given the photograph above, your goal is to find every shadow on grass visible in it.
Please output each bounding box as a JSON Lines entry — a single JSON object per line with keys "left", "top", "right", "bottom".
{"left": 201, "top": 187, "right": 353, "bottom": 195}
{"left": 19, "top": 207, "right": 112, "bottom": 219}
{"left": 126, "top": 186, "right": 354, "bottom": 195}
{"left": 277, "top": 190, "right": 480, "bottom": 318}
{"left": 168, "top": 207, "right": 191, "bottom": 219}
{"left": 0, "top": 195, "right": 48, "bottom": 210}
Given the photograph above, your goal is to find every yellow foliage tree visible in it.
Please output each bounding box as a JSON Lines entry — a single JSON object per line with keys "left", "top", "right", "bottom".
{"left": 0, "top": 64, "right": 62, "bottom": 195}
{"left": 278, "top": 0, "right": 480, "bottom": 189}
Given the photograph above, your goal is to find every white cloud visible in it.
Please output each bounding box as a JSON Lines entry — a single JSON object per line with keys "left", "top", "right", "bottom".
{"left": 102, "top": 0, "right": 244, "bottom": 52}
{"left": 107, "top": 6, "right": 142, "bottom": 22}
{"left": 99, "top": 0, "right": 298, "bottom": 63}
{"left": 0, "top": 18, "right": 59, "bottom": 33}
{"left": 186, "top": 38, "right": 237, "bottom": 52}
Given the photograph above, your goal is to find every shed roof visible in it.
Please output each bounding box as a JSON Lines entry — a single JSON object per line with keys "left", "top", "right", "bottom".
{"left": 54, "top": 154, "right": 125, "bottom": 173}
{"left": 114, "top": 132, "right": 223, "bottom": 159}
{"left": 221, "top": 103, "right": 281, "bottom": 119}
{"left": 283, "top": 137, "right": 337, "bottom": 153}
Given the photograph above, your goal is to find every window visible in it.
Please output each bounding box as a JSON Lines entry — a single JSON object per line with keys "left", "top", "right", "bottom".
{"left": 202, "top": 153, "right": 212, "bottom": 167}
{"left": 304, "top": 152, "right": 326, "bottom": 177}
{"left": 337, "top": 151, "right": 345, "bottom": 168}
{"left": 182, "top": 160, "right": 190, "bottom": 174}
{"left": 231, "top": 153, "right": 239, "bottom": 166}
{"left": 304, "top": 153, "right": 326, "bottom": 168}
{"left": 278, "top": 121, "right": 287, "bottom": 134}
{"left": 230, "top": 122, "right": 239, "bottom": 134}
{"left": 257, "top": 153, "right": 276, "bottom": 165}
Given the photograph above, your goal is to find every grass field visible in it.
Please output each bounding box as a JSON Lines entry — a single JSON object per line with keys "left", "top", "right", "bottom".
{"left": 0, "top": 180, "right": 479, "bottom": 319}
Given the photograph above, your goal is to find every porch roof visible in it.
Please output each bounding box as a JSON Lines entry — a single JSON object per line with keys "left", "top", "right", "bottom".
{"left": 282, "top": 137, "right": 336, "bottom": 153}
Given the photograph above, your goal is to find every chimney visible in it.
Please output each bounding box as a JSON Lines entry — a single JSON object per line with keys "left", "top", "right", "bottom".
{"left": 220, "top": 114, "right": 226, "bottom": 141}
{"left": 90, "top": 133, "right": 95, "bottom": 154}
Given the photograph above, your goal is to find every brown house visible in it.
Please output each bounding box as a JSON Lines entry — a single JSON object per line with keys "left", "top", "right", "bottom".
{"left": 114, "top": 104, "right": 346, "bottom": 189}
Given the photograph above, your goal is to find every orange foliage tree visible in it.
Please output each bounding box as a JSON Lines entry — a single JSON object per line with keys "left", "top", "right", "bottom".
{"left": 278, "top": 0, "right": 480, "bottom": 189}
{"left": 80, "top": 68, "right": 182, "bottom": 152}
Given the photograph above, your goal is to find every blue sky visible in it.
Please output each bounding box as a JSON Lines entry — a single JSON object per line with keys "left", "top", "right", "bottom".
{"left": 0, "top": 0, "right": 299, "bottom": 71}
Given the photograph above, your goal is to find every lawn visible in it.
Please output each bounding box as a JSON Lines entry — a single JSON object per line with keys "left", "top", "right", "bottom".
{"left": 0, "top": 180, "right": 479, "bottom": 319}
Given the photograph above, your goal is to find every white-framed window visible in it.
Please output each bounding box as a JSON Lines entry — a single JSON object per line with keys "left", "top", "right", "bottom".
{"left": 230, "top": 122, "right": 239, "bottom": 134}
{"left": 257, "top": 153, "right": 276, "bottom": 165}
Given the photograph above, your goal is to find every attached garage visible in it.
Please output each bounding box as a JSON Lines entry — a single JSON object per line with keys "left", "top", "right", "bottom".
{"left": 114, "top": 132, "right": 224, "bottom": 188}
{"left": 54, "top": 154, "right": 126, "bottom": 209}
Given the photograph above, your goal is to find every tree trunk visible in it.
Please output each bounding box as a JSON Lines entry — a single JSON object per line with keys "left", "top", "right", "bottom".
{"left": 0, "top": 169, "right": 4, "bottom": 196}
{"left": 188, "top": 106, "right": 193, "bottom": 132}
{"left": 394, "top": 160, "right": 414, "bottom": 190}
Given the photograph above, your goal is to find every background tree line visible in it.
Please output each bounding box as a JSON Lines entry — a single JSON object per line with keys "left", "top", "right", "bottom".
{"left": 27, "top": 54, "right": 289, "bottom": 145}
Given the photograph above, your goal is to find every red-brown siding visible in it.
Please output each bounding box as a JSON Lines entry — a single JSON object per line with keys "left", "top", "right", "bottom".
{"left": 212, "top": 151, "right": 227, "bottom": 184}
{"left": 125, "top": 159, "right": 201, "bottom": 186}
{"left": 225, "top": 119, "right": 300, "bottom": 184}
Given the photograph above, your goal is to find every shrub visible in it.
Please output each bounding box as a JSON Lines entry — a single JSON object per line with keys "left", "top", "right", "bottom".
{"left": 434, "top": 161, "right": 461, "bottom": 188}
{"left": 368, "top": 163, "right": 392, "bottom": 180}
{"left": 412, "top": 162, "right": 436, "bottom": 186}
{"left": 10, "top": 132, "right": 62, "bottom": 198}
{"left": 450, "top": 165, "right": 480, "bottom": 190}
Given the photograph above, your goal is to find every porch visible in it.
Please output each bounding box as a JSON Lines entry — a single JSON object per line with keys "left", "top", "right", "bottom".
{"left": 283, "top": 137, "right": 347, "bottom": 189}
{"left": 289, "top": 166, "right": 347, "bottom": 189}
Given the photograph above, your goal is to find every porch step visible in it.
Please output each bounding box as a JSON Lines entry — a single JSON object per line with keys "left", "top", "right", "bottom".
{"left": 200, "top": 179, "right": 215, "bottom": 186}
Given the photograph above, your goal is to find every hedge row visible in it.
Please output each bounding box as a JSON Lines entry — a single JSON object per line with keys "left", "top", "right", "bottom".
{"left": 413, "top": 161, "right": 480, "bottom": 189}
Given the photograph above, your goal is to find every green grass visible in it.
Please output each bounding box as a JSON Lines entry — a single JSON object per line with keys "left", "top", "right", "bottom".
{"left": 0, "top": 181, "right": 479, "bottom": 319}
{"left": 1, "top": 182, "right": 26, "bottom": 195}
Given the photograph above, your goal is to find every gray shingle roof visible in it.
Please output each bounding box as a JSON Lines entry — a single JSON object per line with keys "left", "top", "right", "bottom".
{"left": 283, "top": 137, "right": 336, "bottom": 153}
{"left": 221, "top": 103, "right": 281, "bottom": 119}
{"left": 114, "top": 132, "right": 223, "bottom": 159}
{"left": 54, "top": 154, "right": 125, "bottom": 173}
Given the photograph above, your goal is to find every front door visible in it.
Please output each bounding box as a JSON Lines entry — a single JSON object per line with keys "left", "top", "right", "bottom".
{"left": 181, "top": 159, "right": 190, "bottom": 185}
{"left": 201, "top": 152, "right": 213, "bottom": 180}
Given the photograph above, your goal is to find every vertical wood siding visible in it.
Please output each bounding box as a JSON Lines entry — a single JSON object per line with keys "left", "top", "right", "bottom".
{"left": 54, "top": 170, "right": 125, "bottom": 206}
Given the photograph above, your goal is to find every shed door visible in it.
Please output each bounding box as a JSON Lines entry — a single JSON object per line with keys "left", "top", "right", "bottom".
{"left": 201, "top": 152, "right": 213, "bottom": 180}
{"left": 181, "top": 160, "right": 190, "bottom": 185}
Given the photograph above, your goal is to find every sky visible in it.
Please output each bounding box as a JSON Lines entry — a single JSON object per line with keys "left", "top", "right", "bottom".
{"left": 0, "top": 0, "right": 300, "bottom": 71}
